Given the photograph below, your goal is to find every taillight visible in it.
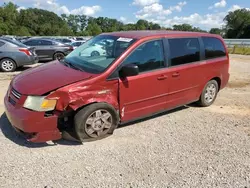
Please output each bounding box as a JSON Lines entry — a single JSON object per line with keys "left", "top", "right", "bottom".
{"left": 19, "top": 48, "right": 32, "bottom": 56}
{"left": 69, "top": 46, "right": 73, "bottom": 50}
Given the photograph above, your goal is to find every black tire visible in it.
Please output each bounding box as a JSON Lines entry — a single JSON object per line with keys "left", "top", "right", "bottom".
{"left": 198, "top": 80, "right": 219, "bottom": 107}
{"left": 74, "top": 103, "right": 119, "bottom": 142}
{"left": 0, "top": 58, "right": 17, "bottom": 72}
{"left": 53, "top": 52, "right": 65, "bottom": 60}
{"left": 91, "top": 51, "right": 100, "bottom": 57}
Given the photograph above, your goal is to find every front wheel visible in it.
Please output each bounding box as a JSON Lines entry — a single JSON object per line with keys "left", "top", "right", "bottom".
{"left": 74, "top": 103, "right": 119, "bottom": 142}
{"left": 198, "top": 80, "right": 219, "bottom": 107}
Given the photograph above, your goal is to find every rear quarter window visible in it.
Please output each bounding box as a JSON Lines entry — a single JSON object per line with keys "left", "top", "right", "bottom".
{"left": 202, "top": 37, "right": 226, "bottom": 59}
{"left": 41, "top": 40, "right": 53, "bottom": 45}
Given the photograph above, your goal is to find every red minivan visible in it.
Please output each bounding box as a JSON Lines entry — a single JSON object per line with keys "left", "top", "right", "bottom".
{"left": 4, "top": 31, "right": 230, "bottom": 143}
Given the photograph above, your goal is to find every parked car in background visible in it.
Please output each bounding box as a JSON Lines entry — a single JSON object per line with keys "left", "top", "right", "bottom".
{"left": 2, "top": 36, "right": 18, "bottom": 41}
{"left": 79, "top": 40, "right": 107, "bottom": 56}
{"left": 54, "top": 38, "right": 75, "bottom": 45}
{"left": 23, "top": 38, "right": 74, "bottom": 61}
{"left": 4, "top": 31, "right": 229, "bottom": 143}
{"left": 17, "top": 37, "right": 31, "bottom": 43}
{"left": 0, "top": 38, "right": 38, "bottom": 72}
{"left": 75, "top": 37, "right": 85, "bottom": 41}
{"left": 70, "top": 41, "right": 86, "bottom": 50}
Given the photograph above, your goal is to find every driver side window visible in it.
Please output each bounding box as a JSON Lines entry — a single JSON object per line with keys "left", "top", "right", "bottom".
{"left": 122, "top": 40, "right": 165, "bottom": 73}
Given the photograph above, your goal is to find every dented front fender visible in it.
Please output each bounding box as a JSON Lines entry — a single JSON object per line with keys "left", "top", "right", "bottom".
{"left": 46, "top": 80, "right": 119, "bottom": 112}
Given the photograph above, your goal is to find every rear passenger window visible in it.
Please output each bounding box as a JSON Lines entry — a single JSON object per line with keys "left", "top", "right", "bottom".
{"left": 122, "top": 40, "right": 165, "bottom": 73}
{"left": 169, "top": 38, "right": 200, "bottom": 66}
{"left": 41, "top": 40, "right": 53, "bottom": 45}
{"left": 202, "top": 37, "right": 226, "bottom": 59}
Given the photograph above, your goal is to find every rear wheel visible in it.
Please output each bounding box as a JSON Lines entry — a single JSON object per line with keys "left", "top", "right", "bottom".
{"left": 91, "top": 51, "right": 100, "bottom": 57}
{"left": 53, "top": 52, "right": 65, "bottom": 60}
{"left": 0, "top": 58, "right": 17, "bottom": 72}
{"left": 198, "top": 80, "right": 219, "bottom": 107}
{"left": 74, "top": 103, "right": 119, "bottom": 142}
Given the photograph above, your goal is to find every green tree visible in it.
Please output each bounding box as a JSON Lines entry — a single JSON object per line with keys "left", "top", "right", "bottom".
{"left": 172, "top": 24, "right": 206, "bottom": 32}
{"left": 0, "top": 2, "right": 19, "bottom": 34}
{"left": 151, "top": 23, "right": 161, "bottom": 30}
{"left": 209, "top": 28, "right": 222, "bottom": 35}
{"left": 173, "top": 24, "right": 193, "bottom": 31}
{"left": 136, "top": 19, "right": 148, "bottom": 30}
{"left": 224, "top": 8, "right": 250, "bottom": 38}
{"left": 15, "top": 26, "right": 31, "bottom": 36}
{"left": 86, "top": 21, "right": 102, "bottom": 36}
{"left": 123, "top": 24, "right": 136, "bottom": 31}
{"left": 17, "top": 8, "right": 70, "bottom": 36}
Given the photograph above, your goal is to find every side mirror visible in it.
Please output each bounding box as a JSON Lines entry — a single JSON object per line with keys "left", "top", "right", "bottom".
{"left": 119, "top": 64, "right": 139, "bottom": 78}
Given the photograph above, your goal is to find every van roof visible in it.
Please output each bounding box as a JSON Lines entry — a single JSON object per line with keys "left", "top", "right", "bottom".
{"left": 102, "top": 30, "right": 220, "bottom": 39}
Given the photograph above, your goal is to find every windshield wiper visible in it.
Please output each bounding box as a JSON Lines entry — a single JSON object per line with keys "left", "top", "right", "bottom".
{"left": 62, "top": 60, "right": 85, "bottom": 72}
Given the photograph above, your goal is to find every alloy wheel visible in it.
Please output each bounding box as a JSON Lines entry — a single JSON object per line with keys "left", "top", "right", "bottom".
{"left": 85, "top": 109, "right": 112, "bottom": 138}
{"left": 55, "top": 53, "right": 64, "bottom": 60}
{"left": 204, "top": 83, "right": 217, "bottom": 103}
{"left": 1, "top": 60, "right": 14, "bottom": 72}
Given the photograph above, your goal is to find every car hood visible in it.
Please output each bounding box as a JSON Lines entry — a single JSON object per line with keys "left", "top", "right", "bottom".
{"left": 12, "top": 60, "right": 95, "bottom": 95}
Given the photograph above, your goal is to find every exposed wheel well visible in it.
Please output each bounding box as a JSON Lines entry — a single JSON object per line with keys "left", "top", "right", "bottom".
{"left": 57, "top": 102, "right": 119, "bottom": 134}
{"left": 57, "top": 102, "right": 98, "bottom": 131}
{"left": 211, "top": 77, "right": 221, "bottom": 91}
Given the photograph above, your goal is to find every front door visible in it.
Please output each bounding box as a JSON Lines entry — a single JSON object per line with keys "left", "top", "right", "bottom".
{"left": 119, "top": 39, "right": 168, "bottom": 122}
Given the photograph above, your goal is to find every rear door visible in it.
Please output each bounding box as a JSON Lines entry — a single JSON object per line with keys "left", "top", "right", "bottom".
{"left": 39, "top": 40, "right": 55, "bottom": 59}
{"left": 164, "top": 37, "right": 205, "bottom": 108}
{"left": 118, "top": 39, "right": 169, "bottom": 121}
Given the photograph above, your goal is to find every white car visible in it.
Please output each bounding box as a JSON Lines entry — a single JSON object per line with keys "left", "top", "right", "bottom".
{"left": 70, "top": 41, "right": 86, "bottom": 50}
{"left": 80, "top": 43, "right": 107, "bottom": 57}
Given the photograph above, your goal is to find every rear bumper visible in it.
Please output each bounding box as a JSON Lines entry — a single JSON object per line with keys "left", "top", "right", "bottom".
{"left": 16, "top": 55, "right": 39, "bottom": 67}
{"left": 4, "top": 94, "right": 61, "bottom": 143}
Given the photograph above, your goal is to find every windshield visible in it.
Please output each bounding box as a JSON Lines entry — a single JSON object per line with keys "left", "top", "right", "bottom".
{"left": 64, "top": 35, "right": 136, "bottom": 74}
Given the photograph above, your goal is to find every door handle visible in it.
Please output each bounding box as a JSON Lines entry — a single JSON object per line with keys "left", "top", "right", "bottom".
{"left": 172, "top": 72, "right": 180, "bottom": 77}
{"left": 157, "top": 75, "right": 168, "bottom": 80}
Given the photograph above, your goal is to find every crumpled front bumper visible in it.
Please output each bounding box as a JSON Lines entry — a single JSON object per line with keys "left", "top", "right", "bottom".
{"left": 4, "top": 94, "right": 62, "bottom": 143}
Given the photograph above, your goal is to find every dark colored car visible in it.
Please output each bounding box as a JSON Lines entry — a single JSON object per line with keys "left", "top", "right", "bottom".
{"left": 54, "top": 38, "right": 75, "bottom": 45}
{"left": 4, "top": 31, "right": 229, "bottom": 143}
{"left": 23, "top": 38, "right": 73, "bottom": 61}
{"left": 0, "top": 38, "right": 38, "bottom": 72}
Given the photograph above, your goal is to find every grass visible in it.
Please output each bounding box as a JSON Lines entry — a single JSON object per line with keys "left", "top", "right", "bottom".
{"left": 228, "top": 45, "right": 250, "bottom": 55}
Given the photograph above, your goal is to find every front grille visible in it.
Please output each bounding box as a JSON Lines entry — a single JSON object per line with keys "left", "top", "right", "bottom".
{"left": 11, "top": 88, "right": 21, "bottom": 99}
{"left": 9, "top": 97, "right": 16, "bottom": 106}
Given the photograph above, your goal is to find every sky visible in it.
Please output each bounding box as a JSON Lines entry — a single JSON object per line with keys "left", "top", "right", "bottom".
{"left": 2, "top": 0, "right": 250, "bottom": 30}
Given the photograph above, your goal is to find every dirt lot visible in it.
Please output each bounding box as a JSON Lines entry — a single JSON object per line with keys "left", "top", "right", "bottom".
{"left": 0, "top": 55, "right": 250, "bottom": 188}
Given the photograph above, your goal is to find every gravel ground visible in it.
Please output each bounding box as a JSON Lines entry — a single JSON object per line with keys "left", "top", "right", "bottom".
{"left": 0, "top": 55, "right": 250, "bottom": 188}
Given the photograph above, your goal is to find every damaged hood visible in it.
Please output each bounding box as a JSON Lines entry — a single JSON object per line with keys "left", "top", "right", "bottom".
{"left": 12, "top": 60, "right": 95, "bottom": 95}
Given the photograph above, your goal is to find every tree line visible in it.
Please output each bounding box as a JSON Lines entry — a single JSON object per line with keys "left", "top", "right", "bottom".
{"left": 1, "top": 2, "right": 250, "bottom": 38}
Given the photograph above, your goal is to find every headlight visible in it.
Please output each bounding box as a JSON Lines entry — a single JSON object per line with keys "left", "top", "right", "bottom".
{"left": 23, "top": 96, "right": 57, "bottom": 112}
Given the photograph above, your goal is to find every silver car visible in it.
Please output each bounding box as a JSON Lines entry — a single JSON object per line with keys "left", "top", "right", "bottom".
{"left": 0, "top": 38, "right": 38, "bottom": 72}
